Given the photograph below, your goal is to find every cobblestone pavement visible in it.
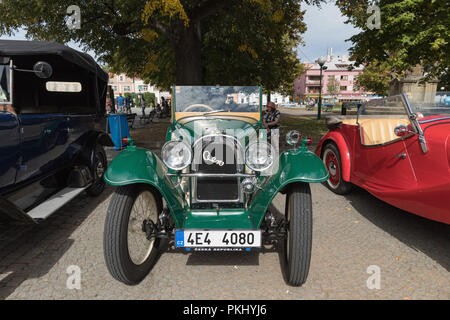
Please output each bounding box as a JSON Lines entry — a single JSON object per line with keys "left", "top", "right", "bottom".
{"left": 1, "top": 120, "right": 449, "bottom": 300}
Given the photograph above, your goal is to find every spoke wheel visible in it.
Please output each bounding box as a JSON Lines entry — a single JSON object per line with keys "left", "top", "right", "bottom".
{"left": 104, "top": 185, "right": 163, "bottom": 285}
{"left": 127, "top": 190, "right": 158, "bottom": 265}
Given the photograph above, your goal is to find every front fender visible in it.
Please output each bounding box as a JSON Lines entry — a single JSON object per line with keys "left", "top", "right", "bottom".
{"left": 249, "top": 147, "right": 328, "bottom": 227}
{"left": 315, "top": 131, "right": 351, "bottom": 182}
{"left": 104, "top": 146, "right": 185, "bottom": 228}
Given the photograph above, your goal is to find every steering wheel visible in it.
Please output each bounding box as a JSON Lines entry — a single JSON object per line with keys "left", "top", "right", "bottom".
{"left": 184, "top": 104, "right": 214, "bottom": 112}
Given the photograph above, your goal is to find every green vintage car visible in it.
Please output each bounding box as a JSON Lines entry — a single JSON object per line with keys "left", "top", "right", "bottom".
{"left": 103, "top": 86, "right": 328, "bottom": 286}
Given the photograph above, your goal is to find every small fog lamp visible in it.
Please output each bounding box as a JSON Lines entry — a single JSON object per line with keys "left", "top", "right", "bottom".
{"left": 241, "top": 178, "right": 257, "bottom": 194}
{"left": 286, "top": 130, "right": 300, "bottom": 146}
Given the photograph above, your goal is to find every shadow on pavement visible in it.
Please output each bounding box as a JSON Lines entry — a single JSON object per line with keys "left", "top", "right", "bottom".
{"left": 344, "top": 187, "right": 450, "bottom": 272}
{"left": 185, "top": 251, "right": 260, "bottom": 266}
{"left": 0, "top": 187, "right": 113, "bottom": 299}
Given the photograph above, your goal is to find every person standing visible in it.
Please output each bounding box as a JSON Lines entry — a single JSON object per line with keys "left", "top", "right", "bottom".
{"left": 116, "top": 93, "right": 125, "bottom": 113}
{"left": 138, "top": 91, "right": 146, "bottom": 117}
{"left": 263, "top": 101, "right": 281, "bottom": 154}
{"left": 125, "top": 95, "right": 131, "bottom": 114}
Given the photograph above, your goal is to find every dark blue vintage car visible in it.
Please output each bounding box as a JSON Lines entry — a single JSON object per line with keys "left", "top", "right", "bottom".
{"left": 0, "top": 40, "right": 113, "bottom": 224}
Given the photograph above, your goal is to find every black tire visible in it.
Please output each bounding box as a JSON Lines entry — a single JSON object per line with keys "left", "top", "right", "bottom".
{"left": 86, "top": 144, "right": 107, "bottom": 197}
{"left": 104, "top": 184, "right": 163, "bottom": 285}
{"left": 321, "top": 142, "right": 353, "bottom": 195}
{"left": 283, "top": 183, "right": 312, "bottom": 287}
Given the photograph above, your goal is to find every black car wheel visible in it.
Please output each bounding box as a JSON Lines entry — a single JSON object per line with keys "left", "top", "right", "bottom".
{"left": 282, "top": 183, "right": 312, "bottom": 287}
{"left": 86, "top": 144, "right": 107, "bottom": 197}
{"left": 322, "top": 143, "right": 352, "bottom": 195}
{"left": 104, "top": 184, "right": 163, "bottom": 285}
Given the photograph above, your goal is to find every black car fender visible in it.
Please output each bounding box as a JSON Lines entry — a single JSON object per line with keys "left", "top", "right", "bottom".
{"left": 76, "top": 131, "right": 113, "bottom": 168}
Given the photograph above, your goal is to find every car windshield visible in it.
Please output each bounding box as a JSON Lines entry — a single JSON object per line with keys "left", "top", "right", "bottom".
{"left": 408, "top": 92, "right": 450, "bottom": 117}
{"left": 358, "top": 95, "right": 409, "bottom": 120}
{"left": 0, "top": 64, "right": 11, "bottom": 103}
{"left": 174, "top": 86, "right": 260, "bottom": 114}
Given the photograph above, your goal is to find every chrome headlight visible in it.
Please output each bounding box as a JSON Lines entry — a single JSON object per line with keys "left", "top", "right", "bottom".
{"left": 162, "top": 141, "right": 192, "bottom": 171}
{"left": 286, "top": 130, "right": 300, "bottom": 146}
{"left": 245, "top": 141, "right": 274, "bottom": 172}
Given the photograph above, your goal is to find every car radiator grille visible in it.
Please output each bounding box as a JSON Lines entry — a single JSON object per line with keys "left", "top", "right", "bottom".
{"left": 194, "top": 137, "right": 241, "bottom": 202}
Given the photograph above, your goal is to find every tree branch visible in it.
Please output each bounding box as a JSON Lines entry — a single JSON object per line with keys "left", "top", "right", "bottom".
{"left": 190, "top": 0, "right": 234, "bottom": 22}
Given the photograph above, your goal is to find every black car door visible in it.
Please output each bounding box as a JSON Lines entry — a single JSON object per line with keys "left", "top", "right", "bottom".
{"left": 0, "top": 111, "right": 21, "bottom": 191}
{"left": 16, "top": 113, "right": 69, "bottom": 183}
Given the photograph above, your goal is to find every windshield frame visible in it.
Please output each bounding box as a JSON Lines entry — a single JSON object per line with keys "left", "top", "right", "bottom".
{"left": 0, "top": 59, "right": 12, "bottom": 105}
{"left": 171, "top": 86, "right": 263, "bottom": 123}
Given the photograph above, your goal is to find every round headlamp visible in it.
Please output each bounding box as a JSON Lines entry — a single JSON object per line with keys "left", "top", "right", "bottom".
{"left": 245, "top": 141, "right": 274, "bottom": 172}
{"left": 286, "top": 130, "right": 300, "bottom": 146}
{"left": 162, "top": 141, "right": 192, "bottom": 171}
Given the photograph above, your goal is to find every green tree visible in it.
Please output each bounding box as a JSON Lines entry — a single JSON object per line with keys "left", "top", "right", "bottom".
{"left": 354, "top": 59, "right": 392, "bottom": 96}
{"left": 0, "top": 0, "right": 322, "bottom": 90}
{"left": 326, "top": 77, "right": 340, "bottom": 98}
{"left": 336, "top": 0, "right": 449, "bottom": 79}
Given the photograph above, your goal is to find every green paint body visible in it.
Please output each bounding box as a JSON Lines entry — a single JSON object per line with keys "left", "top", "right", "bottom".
{"left": 105, "top": 118, "right": 328, "bottom": 230}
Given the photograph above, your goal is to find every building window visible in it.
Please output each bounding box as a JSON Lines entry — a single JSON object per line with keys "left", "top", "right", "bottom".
{"left": 119, "top": 76, "right": 124, "bottom": 82}
{"left": 308, "top": 76, "right": 321, "bottom": 81}
{"left": 123, "top": 86, "right": 131, "bottom": 92}
{"left": 112, "top": 86, "right": 118, "bottom": 91}
{"left": 340, "top": 86, "right": 348, "bottom": 91}
{"left": 340, "top": 75, "right": 348, "bottom": 81}
{"left": 328, "top": 75, "right": 335, "bottom": 80}
{"left": 307, "top": 86, "right": 321, "bottom": 94}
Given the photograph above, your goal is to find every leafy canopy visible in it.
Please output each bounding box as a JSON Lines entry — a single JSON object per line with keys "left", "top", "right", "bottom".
{"left": 336, "top": 0, "right": 449, "bottom": 80}
{"left": 0, "top": 0, "right": 323, "bottom": 91}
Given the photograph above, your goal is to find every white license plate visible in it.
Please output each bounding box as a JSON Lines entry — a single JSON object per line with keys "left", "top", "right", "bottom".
{"left": 175, "top": 230, "right": 261, "bottom": 248}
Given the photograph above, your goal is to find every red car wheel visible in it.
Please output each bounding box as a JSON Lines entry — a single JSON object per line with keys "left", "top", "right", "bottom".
{"left": 325, "top": 150, "right": 340, "bottom": 188}
{"left": 322, "top": 143, "right": 352, "bottom": 195}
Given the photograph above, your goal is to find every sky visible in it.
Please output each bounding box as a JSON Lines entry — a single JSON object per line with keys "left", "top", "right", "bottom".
{"left": 297, "top": 1, "right": 360, "bottom": 63}
{"left": 0, "top": 2, "right": 359, "bottom": 64}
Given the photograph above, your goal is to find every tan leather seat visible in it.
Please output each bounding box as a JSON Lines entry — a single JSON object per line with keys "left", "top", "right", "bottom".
{"left": 342, "top": 118, "right": 411, "bottom": 145}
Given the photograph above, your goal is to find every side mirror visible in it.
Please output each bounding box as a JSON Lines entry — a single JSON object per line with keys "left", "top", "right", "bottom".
{"left": 13, "top": 61, "right": 53, "bottom": 79}
{"left": 394, "top": 124, "right": 409, "bottom": 137}
{"left": 33, "top": 61, "right": 53, "bottom": 79}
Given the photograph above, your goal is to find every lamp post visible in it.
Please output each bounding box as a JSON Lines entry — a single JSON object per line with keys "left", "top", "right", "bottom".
{"left": 317, "top": 57, "right": 327, "bottom": 120}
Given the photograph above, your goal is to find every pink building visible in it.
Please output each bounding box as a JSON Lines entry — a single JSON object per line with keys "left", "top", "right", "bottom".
{"left": 295, "top": 52, "right": 372, "bottom": 104}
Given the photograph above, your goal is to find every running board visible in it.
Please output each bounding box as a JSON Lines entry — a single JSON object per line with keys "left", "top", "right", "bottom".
{"left": 26, "top": 187, "right": 88, "bottom": 221}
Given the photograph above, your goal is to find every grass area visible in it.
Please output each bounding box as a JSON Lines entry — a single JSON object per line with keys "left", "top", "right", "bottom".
{"left": 128, "top": 115, "right": 328, "bottom": 154}
{"left": 280, "top": 115, "right": 328, "bottom": 147}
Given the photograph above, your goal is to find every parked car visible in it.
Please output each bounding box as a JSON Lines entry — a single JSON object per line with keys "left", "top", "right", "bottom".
{"left": 316, "top": 94, "right": 450, "bottom": 225}
{"left": 0, "top": 40, "right": 113, "bottom": 224}
{"left": 103, "top": 86, "right": 328, "bottom": 286}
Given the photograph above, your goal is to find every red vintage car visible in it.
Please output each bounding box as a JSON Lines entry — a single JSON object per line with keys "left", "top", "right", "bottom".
{"left": 315, "top": 94, "right": 450, "bottom": 225}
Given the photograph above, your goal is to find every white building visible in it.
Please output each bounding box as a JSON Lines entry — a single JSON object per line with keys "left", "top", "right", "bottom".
{"left": 108, "top": 73, "right": 171, "bottom": 103}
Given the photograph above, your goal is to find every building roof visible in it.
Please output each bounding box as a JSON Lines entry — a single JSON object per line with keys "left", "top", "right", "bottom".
{"left": 306, "top": 55, "right": 364, "bottom": 71}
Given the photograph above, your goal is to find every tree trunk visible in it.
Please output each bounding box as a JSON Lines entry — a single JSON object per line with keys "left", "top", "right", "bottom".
{"left": 173, "top": 23, "right": 203, "bottom": 85}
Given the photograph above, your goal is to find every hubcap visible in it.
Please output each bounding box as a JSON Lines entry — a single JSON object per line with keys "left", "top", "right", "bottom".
{"left": 127, "top": 191, "right": 158, "bottom": 265}
{"left": 96, "top": 160, "right": 105, "bottom": 178}
{"left": 324, "top": 149, "right": 340, "bottom": 188}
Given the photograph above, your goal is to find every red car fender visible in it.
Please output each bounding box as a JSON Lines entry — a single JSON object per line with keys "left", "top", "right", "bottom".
{"left": 315, "top": 132, "right": 352, "bottom": 182}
